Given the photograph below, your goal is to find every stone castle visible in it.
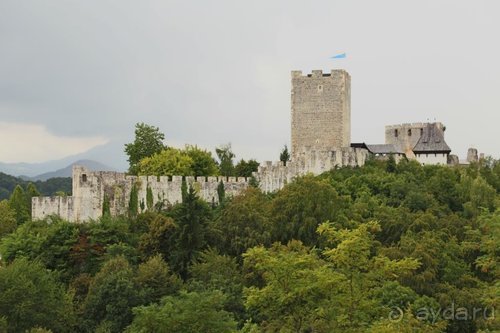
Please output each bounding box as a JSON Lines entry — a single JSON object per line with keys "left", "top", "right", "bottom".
{"left": 33, "top": 69, "right": 457, "bottom": 222}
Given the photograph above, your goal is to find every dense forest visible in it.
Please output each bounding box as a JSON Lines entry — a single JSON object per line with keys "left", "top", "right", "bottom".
{"left": 0, "top": 172, "right": 71, "bottom": 200}
{"left": 0, "top": 124, "right": 498, "bottom": 332}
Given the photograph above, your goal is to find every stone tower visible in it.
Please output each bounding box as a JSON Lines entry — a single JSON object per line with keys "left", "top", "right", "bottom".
{"left": 290, "top": 69, "right": 351, "bottom": 157}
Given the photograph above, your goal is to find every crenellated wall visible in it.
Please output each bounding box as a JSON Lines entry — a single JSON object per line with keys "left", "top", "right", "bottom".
{"left": 33, "top": 166, "right": 250, "bottom": 222}
{"left": 32, "top": 196, "right": 74, "bottom": 221}
{"left": 255, "top": 146, "right": 368, "bottom": 192}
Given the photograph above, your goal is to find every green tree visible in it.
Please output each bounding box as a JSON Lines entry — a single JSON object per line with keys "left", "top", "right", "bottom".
{"left": 235, "top": 159, "right": 260, "bottom": 178}
{"left": 189, "top": 248, "right": 245, "bottom": 323}
{"left": 138, "top": 213, "right": 177, "bottom": 259}
{"left": 0, "top": 200, "right": 17, "bottom": 237}
{"left": 126, "top": 290, "right": 237, "bottom": 333}
{"left": 270, "top": 175, "right": 345, "bottom": 246}
{"left": 0, "top": 219, "right": 79, "bottom": 280}
{"left": 0, "top": 258, "right": 75, "bottom": 332}
{"left": 25, "top": 182, "right": 40, "bottom": 218}
{"left": 368, "top": 311, "right": 447, "bottom": 333}
{"left": 170, "top": 187, "right": 211, "bottom": 278}
{"left": 318, "top": 221, "right": 420, "bottom": 331}
{"left": 125, "top": 123, "right": 166, "bottom": 174}
{"left": 214, "top": 188, "right": 271, "bottom": 257}
{"left": 9, "top": 185, "right": 30, "bottom": 224}
{"left": 473, "top": 209, "right": 500, "bottom": 278}
{"left": 386, "top": 154, "right": 397, "bottom": 173}
{"left": 128, "top": 184, "right": 139, "bottom": 217}
{"left": 216, "top": 144, "right": 235, "bottom": 177}
{"left": 146, "top": 186, "right": 154, "bottom": 210}
{"left": 184, "top": 145, "right": 219, "bottom": 176}
{"left": 135, "top": 254, "right": 182, "bottom": 304}
{"left": 82, "top": 256, "right": 141, "bottom": 333}
{"left": 280, "top": 145, "right": 290, "bottom": 166}
{"left": 138, "top": 148, "right": 194, "bottom": 176}
{"left": 102, "top": 194, "right": 111, "bottom": 217}
{"left": 244, "top": 241, "right": 344, "bottom": 332}
{"left": 217, "top": 180, "right": 225, "bottom": 204}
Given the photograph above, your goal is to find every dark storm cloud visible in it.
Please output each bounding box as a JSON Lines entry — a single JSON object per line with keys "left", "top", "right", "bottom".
{"left": 0, "top": 0, "right": 499, "bottom": 164}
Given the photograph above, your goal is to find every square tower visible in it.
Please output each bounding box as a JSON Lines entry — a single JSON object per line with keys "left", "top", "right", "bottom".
{"left": 291, "top": 69, "right": 351, "bottom": 157}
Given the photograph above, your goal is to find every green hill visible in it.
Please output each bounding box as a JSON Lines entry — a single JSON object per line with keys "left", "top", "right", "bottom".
{"left": 0, "top": 172, "right": 71, "bottom": 200}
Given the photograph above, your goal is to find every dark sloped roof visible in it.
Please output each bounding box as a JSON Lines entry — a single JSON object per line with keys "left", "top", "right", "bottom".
{"left": 413, "top": 123, "right": 451, "bottom": 153}
{"left": 366, "top": 144, "right": 404, "bottom": 154}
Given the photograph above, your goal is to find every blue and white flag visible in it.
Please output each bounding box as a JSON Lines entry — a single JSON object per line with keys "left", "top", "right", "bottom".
{"left": 330, "top": 53, "right": 346, "bottom": 59}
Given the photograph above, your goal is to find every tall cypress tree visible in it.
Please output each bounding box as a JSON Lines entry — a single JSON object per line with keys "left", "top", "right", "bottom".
{"left": 280, "top": 145, "right": 290, "bottom": 166}
{"left": 102, "top": 194, "right": 111, "bottom": 217}
{"left": 170, "top": 187, "right": 211, "bottom": 279}
{"left": 9, "top": 185, "right": 30, "bottom": 224}
{"left": 146, "top": 186, "right": 154, "bottom": 210}
{"left": 128, "top": 184, "right": 139, "bottom": 217}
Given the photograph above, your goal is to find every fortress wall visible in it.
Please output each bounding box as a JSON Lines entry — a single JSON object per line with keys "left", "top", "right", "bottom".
{"left": 32, "top": 196, "right": 74, "bottom": 221}
{"left": 257, "top": 147, "right": 369, "bottom": 192}
{"left": 35, "top": 166, "right": 250, "bottom": 222}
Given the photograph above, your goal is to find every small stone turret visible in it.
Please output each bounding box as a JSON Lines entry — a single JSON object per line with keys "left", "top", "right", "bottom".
{"left": 467, "top": 148, "right": 479, "bottom": 163}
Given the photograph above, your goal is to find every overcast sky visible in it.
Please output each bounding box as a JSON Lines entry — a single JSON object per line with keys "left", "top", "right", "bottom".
{"left": 0, "top": 0, "right": 498, "bottom": 169}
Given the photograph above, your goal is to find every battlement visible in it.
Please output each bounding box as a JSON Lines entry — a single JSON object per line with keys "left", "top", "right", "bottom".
{"left": 74, "top": 166, "right": 250, "bottom": 186}
{"left": 385, "top": 122, "right": 445, "bottom": 130}
{"left": 32, "top": 166, "right": 251, "bottom": 222}
{"left": 291, "top": 69, "right": 349, "bottom": 79}
{"left": 32, "top": 196, "right": 74, "bottom": 221}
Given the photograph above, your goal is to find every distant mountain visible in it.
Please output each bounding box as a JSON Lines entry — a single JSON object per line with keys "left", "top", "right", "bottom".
{"left": 0, "top": 140, "right": 127, "bottom": 177}
{"left": 30, "top": 160, "right": 116, "bottom": 181}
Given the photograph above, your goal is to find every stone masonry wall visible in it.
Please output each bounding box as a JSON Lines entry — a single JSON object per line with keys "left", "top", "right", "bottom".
{"left": 291, "top": 70, "right": 351, "bottom": 158}
{"left": 385, "top": 122, "right": 445, "bottom": 157}
{"left": 256, "top": 147, "right": 368, "bottom": 192}
{"left": 32, "top": 196, "right": 74, "bottom": 221}
{"left": 33, "top": 166, "right": 249, "bottom": 222}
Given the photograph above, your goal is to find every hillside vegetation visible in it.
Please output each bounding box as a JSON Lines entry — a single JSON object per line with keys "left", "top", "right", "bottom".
{"left": 0, "top": 156, "right": 498, "bottom": 332}
{"left": 0, "top": 172, "right": 71, "bottom": 200}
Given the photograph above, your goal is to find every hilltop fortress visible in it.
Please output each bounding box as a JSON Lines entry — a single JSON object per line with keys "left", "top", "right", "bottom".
{"left": 33, "top": 69, "right": 460, "bottom": 222}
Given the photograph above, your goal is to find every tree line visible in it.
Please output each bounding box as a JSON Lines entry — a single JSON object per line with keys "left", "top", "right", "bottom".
{"left": 124, "top": 123, "right": 271, "bottom": 178}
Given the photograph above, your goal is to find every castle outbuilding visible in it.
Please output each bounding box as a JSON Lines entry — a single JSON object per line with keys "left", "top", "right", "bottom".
{"left": 384, "top": 122, "right": 451, "bottom": 165}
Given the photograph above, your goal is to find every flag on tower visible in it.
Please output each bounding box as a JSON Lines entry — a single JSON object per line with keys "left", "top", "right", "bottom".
{"left": 330, "top": 53, "right": 346, "bottom": 59}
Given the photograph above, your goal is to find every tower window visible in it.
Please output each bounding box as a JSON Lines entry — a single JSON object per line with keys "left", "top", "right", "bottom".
{"left": 420, "top": 128, "right": 424, "bottom": 136}
{"left": 408, "top": 129, "right": 412, "bottom": 136}
{"left": 317, "top": 85, "right": 323, "bottom": 92}
{"left": 395, "top": 129, "right": 399, "bottom": 137}
{"left": 82, "top": 174, "right": 87, "bottom": 182}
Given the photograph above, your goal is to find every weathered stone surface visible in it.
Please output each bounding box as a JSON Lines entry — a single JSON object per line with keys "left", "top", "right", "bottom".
{"left": 467, "top": 148, "right": 478, "bottom": 163}
{"left": 32, "top": 166, "right": 249, "bottom": 222}
{"left": 291, "top": 70, "right": 351, "bottom": 158}
{"left": 255, "top": 147, "right": 368, "bottom": 192}
{"left": 448, "top": 154, "right": 460, "bottom": 166}
{"left": 385, "top": 122, "right": 445, "bottom": 157}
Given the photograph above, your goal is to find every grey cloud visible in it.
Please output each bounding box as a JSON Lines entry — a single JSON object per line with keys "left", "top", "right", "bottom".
{"left": 0, "top": 0, "right": 499, "bottom": 163}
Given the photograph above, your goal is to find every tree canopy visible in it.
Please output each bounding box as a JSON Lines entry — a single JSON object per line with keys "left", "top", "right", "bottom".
{"left": 0, "top": 156, "right": 499, "bottom": 332}
{"left": 125, "top": 123, "right": 166, "bottom": 175}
